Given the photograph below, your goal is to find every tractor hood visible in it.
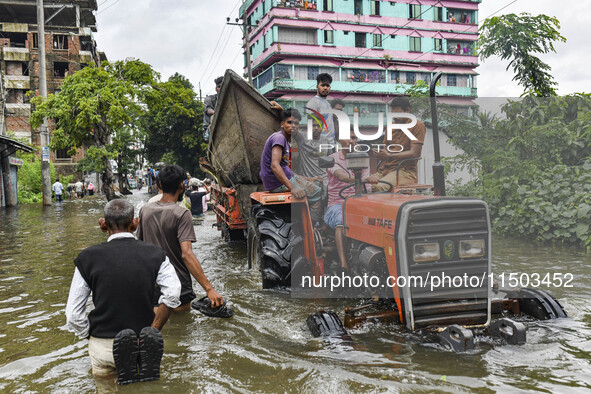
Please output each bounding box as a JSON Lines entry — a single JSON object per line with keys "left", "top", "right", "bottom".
{"left": 343, "top": 193, "right": 433, "bottom": 246}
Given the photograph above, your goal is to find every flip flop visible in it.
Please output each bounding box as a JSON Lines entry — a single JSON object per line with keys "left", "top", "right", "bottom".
{"left": 112, "top": 329, "right": 140, "bottom": 385}
{"left": 138, "top": 326, "right": 164, "bottom": 382}
{"left": 191, "top": 296, "right": 234, "bottom": 318}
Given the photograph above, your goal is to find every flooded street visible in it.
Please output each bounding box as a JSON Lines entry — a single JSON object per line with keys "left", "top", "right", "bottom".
{"left": 0, "top": 191, "right": 590, "bottom": 392}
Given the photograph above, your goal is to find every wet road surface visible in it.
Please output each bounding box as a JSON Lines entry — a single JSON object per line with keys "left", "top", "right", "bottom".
{"left": 0, "top": 191, "right": 590, "bottom": 392}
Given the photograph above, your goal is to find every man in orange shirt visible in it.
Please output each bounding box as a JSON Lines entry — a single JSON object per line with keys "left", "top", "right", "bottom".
{"left": 372, "top": 96, "right": 426, "bottom": 191}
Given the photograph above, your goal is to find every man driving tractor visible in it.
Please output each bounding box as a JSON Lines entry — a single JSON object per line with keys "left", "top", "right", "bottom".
{"left": 325, "top": 133, "right": 379, "bottom": 271}
{"left": 372, "top": 96, "right": 426, "bottom": 190}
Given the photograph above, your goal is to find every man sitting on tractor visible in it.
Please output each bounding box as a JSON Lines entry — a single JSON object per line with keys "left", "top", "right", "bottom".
{"left": 292, "top": 115, "right": 331, "bottom": 207}
{"left": 259, "top": 108, "right": 324, "bottom": 223}
{"left": 372, "top": 96, "right": 426, "bottom": 190}
{"left": 325, "top": 134, "right": 379, "bottom": 271}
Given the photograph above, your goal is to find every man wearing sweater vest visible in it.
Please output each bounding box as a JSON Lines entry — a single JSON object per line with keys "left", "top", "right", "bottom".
{"left": 65, "top": 199, "right": 181, "bottom": 384}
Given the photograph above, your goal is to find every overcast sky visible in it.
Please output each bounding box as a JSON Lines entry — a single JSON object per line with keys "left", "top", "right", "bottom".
{"left": 94, "top": 0, "right": 590, "bottom": 98}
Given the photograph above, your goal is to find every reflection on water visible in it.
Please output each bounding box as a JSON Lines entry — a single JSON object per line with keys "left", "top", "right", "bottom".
{"left": 0, "top": 191, "right": 590, "bottom": 392}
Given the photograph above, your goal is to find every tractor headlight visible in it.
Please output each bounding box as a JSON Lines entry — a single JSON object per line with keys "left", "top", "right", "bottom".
{"left": 413, "top": 242, "right": 440, "bottom": 262}
{"left": 459, "top": 239, "right": 485, "bottom": 259}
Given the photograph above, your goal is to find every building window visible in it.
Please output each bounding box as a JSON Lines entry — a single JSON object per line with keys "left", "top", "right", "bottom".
{"left": 434, "top": 38, "right": 443, "bottom": 52}
{"left": 447, "top": 74, "right": 457, "bottom": 86}
{"left": 32, "top": 33, "right": 39, "bottom": 49}
{"left": 294, "top": 66, "right": 339, "bottom": 81}
{"left": 258, "top": 67, "right": 273, "bottom": 87}
{"left": 278, "top": 27, "right": 318, "bottom": 45}
{"left": 307, "top": 66, "right": 320, "bottom": 80}
{"left": 56, "top": 148, "right": 71, "bottom": 159}
{"left": 355, "top": 32, "right": 366, "bottom": 48}
{"left": 409, "top": 37, "right": 421, "bottom": 52}
{"left": 275, "top": 64, "right": 292, "bottom": 79}
{"left": 373, "top": 34, "right": 382, "bottom": 48}
{"left": 370, "top": 1, "right": 380, "bottom": 16}
{"left": 434, "top": 7, "right": 443, "bottom": 21}
{"left": 53, "top": 35, "right": 68, "bottom": 50}
{"left": 53, "top": 62, "right": 69, "bottom": 78}
{"left": 354, "top": 0, "right": 363, "bottom": 15}
{"left": 324, "top": 30, "right": 334, "bottom": 44}
{"left": 447, "top": 40, "right": 475, "bottom": 56}
{"left": 409, "top": 4, "right": 421, "bottom": 19}
{"left": 344, "top": 69, "right": 385, "bottom": 83}
{"left": 390, "top": 70, "right": 401, "bottom": 84}
{"left": 323, "top": 0, "right": 333, "bottom": 11}
{"left": 406, "top": 72, "right": 416, "bottom": 85}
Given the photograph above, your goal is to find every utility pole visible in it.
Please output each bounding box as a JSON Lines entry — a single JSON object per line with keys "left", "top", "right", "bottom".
{"left": 0, "top": 68, "right": 5, "bottom": 135}
{"left": 37, "top": 0, "right": 52, "bottom": 206}
{"left": 243, "top": 9, "right": 253, "bottom": 84}
{"left": 227, "top": 14, "right": 255, "bottom": 85}
{"left": 199, "top": 82, "right": 202, "bottom": 102}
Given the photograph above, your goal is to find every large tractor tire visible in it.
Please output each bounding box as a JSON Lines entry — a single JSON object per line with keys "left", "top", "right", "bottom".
{"left": 250, "top": 203, "right": 294, "bottom": 289}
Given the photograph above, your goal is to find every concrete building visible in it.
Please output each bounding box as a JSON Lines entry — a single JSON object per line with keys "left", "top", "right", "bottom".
{"left": 240, "top": 0, "right": 479, "bottom": 120}
{"left": 239, "top": 0, "right": 480, "bottom": 185}
{"left": 0, "top": 0, "right": 105, "bottom": 176}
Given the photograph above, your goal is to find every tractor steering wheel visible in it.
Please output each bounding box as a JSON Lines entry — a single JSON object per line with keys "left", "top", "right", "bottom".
{"left": 338, "top": 180, "right": 393, "bottom": 200}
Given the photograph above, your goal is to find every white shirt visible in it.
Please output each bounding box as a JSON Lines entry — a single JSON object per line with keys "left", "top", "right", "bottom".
{"left": 52, "top": 181, "right": 64, "bottom": 195}
{"left": 65, "top": 232, "right": 181, "bottom": 339}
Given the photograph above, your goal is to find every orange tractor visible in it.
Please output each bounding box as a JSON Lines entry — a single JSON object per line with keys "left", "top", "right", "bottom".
{"left": 207, "top": 70, "right": 567, "bottom": 351}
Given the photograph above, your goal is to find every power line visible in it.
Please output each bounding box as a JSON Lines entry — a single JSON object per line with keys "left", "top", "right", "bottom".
{"left": 98, "top": 0, "right": 122, "bottom": 15}
{"left": 197, "top": 0, "right": 242, "bottom": 86}
{"left": 203, "top": 26, "right": 235, "bottom": 87}
{"left": 198, "top": 24, "right": 227, "bottom": 85}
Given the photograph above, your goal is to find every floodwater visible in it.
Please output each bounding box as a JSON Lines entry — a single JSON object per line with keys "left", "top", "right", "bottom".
{"left": 0, "top": 191, "right": 590, "bottom": 393}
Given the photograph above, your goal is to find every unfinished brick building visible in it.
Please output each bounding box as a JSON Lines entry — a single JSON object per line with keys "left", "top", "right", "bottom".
{"left": 0, "top": 0, "right": 106, "bottom": 175}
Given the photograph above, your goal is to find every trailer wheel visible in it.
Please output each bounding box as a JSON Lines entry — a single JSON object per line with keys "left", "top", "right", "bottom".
{"left": 252, "top": 204, "right": 292, "bottom": 289}
{"left": 221, "top": 222, "right": 245, "bottom": 242}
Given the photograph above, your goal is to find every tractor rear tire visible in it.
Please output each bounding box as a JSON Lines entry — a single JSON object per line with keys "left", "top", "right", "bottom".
{"left": 251, "top": 203, "right": 293, "bottom": 289}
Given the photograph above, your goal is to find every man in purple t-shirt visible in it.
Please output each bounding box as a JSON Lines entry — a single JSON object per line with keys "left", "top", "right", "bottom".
{"left": 259, "top": 108, "right": 323, "bottom": 221}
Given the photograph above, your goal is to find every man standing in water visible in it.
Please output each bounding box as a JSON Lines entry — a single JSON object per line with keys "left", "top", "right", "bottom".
{"left": 137, "top": 164, "right": 223, "bottom": 310}
{"left": 65, "top": 199, "right": 181, "bottom": 383}
{"left": 52, "top": 177, "right": 64, "bottom": 202}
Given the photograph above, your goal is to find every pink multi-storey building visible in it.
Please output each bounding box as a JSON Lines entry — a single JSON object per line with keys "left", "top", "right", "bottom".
{"left": 240, "top": 0, "right": 480, "bottom": 123}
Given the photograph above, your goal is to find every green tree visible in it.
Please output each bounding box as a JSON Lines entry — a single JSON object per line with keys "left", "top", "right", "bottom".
{"left": 478, "top": 13, "right": 566, "bottom": 96}
{"left": 142, "top": 73, "right": 205, "bottom": 176}
{"left": 29, "top": 60, "right": 160, "bottom": 201}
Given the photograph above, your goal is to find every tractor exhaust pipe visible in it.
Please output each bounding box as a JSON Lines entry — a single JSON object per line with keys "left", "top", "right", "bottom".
{"left": 429, "top": 72, "right": 446, "bottom": 196}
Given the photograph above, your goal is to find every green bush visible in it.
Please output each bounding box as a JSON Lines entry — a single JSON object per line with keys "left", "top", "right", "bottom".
{"left": 445, "top": 95, "right": 591, "bottom": 249}
{"left": 450, "top": 160, "right": 591, "bottom": 248}
{"left": 16, "top": 156, "right": 58, "bottom": 203}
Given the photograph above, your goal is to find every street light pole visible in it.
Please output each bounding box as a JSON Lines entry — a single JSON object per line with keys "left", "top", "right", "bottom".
{"left": 37, "top": 0, "right": 52, "bottom": 206}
